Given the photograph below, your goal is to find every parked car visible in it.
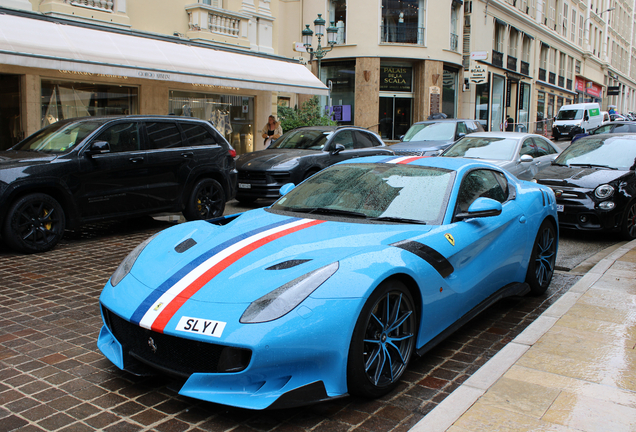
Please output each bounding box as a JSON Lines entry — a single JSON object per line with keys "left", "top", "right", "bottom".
{"left": 570, "top": 121, "right": 636, "bottom": 144}
{"left": 389, "top": 119, "right": 484, "bottom": 156}
{"left": 0, "top": 116, "right": 237, "bottom": 254}
{"left": 440, "top": 132, "right": 560, "bottom": 181}
{"left": 98, "top": 155, "right": 557, "bottom": 410}
{"left": 534, "top": 134, "right": 636, "bottom": 239}
{"left": 235, "top": 126, "right": 392, "bottom": 203}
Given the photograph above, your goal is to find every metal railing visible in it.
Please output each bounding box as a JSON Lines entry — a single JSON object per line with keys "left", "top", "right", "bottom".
{"left": 492, "top": 50, "right": 503, "bottom": 67}
{"left": 380, "top": 24, "right": 425, "bottom": 45}
{"left": 520, "top": 61, "right": 530, "bottom": 75}
{"left": 65, "top": 0, "right": 113, "bottom": 12}
{"left": 507, "top": 55, "right": 517, "bottom": 71}
{"left": 450, "top": 33, "right": 459, "bottom": 52}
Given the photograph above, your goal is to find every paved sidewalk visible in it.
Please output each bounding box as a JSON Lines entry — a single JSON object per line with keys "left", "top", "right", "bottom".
{"left": 411, "top": 240, "right": 636, "bottom": 431}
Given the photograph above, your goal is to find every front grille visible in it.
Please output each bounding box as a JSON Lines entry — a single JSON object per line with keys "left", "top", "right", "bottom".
{"left": 238, "top": 171, "right": 267, "bottom": 183}
{"left": 392, "top": 149, "right": 424, "bottom": 156}
{"left": 103, "top": 307, "right": 251, "bottom": 377}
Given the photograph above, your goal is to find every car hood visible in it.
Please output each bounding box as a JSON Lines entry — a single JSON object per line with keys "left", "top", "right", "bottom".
{"left": 390, "top": 139, "right": 453, "bottom": 151}
{"left": 236, "top": 149, "right": 321, "bottom": 170}
{"left": 534, "top": 164, "right": 630, "bottom": 189}
{"left": 121, "top": 209, "right": 432, "bottom": 307}
{"left": 0, "top": 150, "right": 58, "bottom": 168}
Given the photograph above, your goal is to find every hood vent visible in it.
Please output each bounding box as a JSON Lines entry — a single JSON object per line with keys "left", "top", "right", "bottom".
{"left": 266, "top": 259, "right": 312, "bottom": 270}
{"left": 175, "top": 238, "right": 197, "bottom": 253}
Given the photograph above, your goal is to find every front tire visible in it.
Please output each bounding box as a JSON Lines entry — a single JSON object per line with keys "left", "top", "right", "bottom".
{"left": 183, "top": 178, "right": 225, "bottom": 221}
{"left": 621, "top": 201, "right": 636, "bottom": 240}
{"left": 347, "top": 280, "right": 417, "bottom": 398}
{"left": 2, "top": 193, "right": 66, "bottom": 254}
{"left": 525, "top": 220, "right": 556, "bottom": 295}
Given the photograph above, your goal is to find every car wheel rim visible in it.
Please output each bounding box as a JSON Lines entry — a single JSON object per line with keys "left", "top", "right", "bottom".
{"left": 535, "top": 226, "right": 556, "bottom": 287}
{"left": 196, "top": 184, "right": 223, "bottom": 218}
{"left": 363, "top": 291, "right": 415, "bottom": 388}
{"left": 15, "top": 201, "right": 61, "bottom": 248}
{"left": 627, "top": 205, "right": 636, "bottom": 238}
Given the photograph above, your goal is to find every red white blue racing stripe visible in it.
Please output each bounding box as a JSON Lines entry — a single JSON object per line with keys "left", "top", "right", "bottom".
{"left": 130, "top": 218, "right": 325, "bottom": 333}
{"left": 376, "top": 156, "right": 428, "bottom": 164}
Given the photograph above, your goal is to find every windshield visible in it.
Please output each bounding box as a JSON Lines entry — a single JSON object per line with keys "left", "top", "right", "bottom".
{"left": 269, "top": 129, "right": 331, "bottom": 150}
{"left": 271, "top": 163, "right": 455, "bottom": 225}
{"left": 443, "top": 137, "right": 518, "bottom": 161}
{"left": 13, "top": 121, "right": 101, "bottom": 153}
{"left": 554, "top": 136, "right": 636, "bottom": 170}
{"left": 556, "top": 109, "right": 583, "bottom": 121}
{"left": 402, "top": 122, "right": 456, "bottom": 142}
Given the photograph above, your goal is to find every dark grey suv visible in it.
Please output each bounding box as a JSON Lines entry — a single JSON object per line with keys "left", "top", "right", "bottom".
{"left": 0, "top": 115, "right": 237, "bottom": 253}
{"left": 389, "top": 119, "right": 484, "bottom": 156}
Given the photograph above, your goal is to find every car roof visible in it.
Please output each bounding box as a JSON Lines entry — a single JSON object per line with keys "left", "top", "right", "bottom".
{"left": 52, "top": 115, "right": 213, "bottom": 126}
{"left": 458, "top": 131, "right": 542, "bottom": 139}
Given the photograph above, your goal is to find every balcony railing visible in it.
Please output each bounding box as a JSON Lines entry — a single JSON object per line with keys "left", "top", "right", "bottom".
{"left": 538, "top": 68, "right": 546, "bottom": 81}
{"left": 186, "top": 5, "right": 249, "bottom": 42}
{"left": 566, "top": 79, "right": 573, "bottom": 90}
{"left": 63, "top": 0, "right": 114, "bottom": 12}
{"left": 549, "top": 72, "right": 556, "bottom": 85}
{"left": 520, "top": 61, "right": 530, "bottom": 75}
{"left": 492, "top": 50, "right": 503, "bottom": 67}
{"left": 507, "top": 55, "right": 517, "bottom": 71}
{"left": 207, "top": 12, "right": 240, "bottom": 36}
{"left": 558, "top": 75, "right": 565, "bottom": 88}
{"left": 380, "top": 24, "right": 425, "bottom": 45}
{"left": 450, "top": 33, "right": 459, "bottom": 52}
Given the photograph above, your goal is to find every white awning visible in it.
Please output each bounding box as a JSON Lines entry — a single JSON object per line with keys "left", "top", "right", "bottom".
{"left": 0, "top": 13, "right": 328, "bottom": 95}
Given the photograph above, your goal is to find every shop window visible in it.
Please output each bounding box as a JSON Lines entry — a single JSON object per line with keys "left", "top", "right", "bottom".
{"left": 475, "top": 82, "right": 489, "bottom": 130}
{"left": 329, "top": 0, "right": 347, "bottom": 44}
{"left": 41, "top": 81, "right": 138, "bottom": 129}
{"left": 381, "top": 0, "right": 426, "bottom": 45}
{"left": 321, "top": 61, "right": 356, "bottom": 125}
{"left": 443, "top": 68, "right": 458, "bottom": 119}
{"left": 536, "top": 91, "right": 545, "bottom": 133}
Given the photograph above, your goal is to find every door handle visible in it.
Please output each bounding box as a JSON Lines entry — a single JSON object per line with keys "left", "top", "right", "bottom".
{"left": 129, "top": 157, "right": 144, "bottom": 163}
{"left": 181, "top": 152, "right": 194, "bottom": 158}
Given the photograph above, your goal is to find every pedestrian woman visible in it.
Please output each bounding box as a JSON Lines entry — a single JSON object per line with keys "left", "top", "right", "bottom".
{"left": 262, "top": 115, "right": 283, "bottom": 148}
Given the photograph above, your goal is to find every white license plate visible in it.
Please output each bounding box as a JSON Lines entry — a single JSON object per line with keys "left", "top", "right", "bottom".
{"left": 238, "top": 183, "right": 251, "bottom": 189}
{"left": 556, "top": 204, "right": 564, "bottom": 212}
{"left": 176, "top": 316, "right": 226, "bottom": 338}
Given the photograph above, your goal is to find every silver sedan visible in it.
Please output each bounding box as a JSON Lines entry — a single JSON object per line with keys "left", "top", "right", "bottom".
{"left": 440, "top": 132, "right": 561, "bottom": 181}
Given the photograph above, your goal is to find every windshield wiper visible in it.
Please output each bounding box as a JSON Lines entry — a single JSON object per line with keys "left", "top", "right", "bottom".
{"left": 569, "top": 163, "right": 617, "bottom": 170}
{"left": 367, "top": 216, "right": 427, "bottom": 225}
{"left": 285, "top": 207, "right": 367, "bottom": 218}
{"left": 551, "top": 161, "right": 567, "bottom": 166}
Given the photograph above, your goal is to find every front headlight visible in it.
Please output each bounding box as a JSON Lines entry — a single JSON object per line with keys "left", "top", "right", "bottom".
{"left": 110, "top": 232, "right": 160, "bottom": 287}
{"left": 594, "top": 184, "right": 614, "bottom": 199}
{"left": 240, "top": 262, "right": 339, "bottom": 323}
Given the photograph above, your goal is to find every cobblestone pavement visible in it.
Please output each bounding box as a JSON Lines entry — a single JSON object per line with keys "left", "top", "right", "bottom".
{"left": 0, "top": 215, "right": 581, "bottom": 432}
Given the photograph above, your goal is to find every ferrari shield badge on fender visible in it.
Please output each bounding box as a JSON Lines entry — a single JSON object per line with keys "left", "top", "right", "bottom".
{"left": 445, "top": 233, "right": 455, "bottom": 246}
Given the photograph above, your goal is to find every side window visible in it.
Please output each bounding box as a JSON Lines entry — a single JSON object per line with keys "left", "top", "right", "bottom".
{"left": 457, "top": 122, "right": 468, "bottom": 136}
{"left": 520, "top": 139, "right": 537, "bottom": 157}
{"left": 181, "top": 123, "right": 217, "bottom": 147}
{"left": 533, "top": 138, "right": 556, "bottom": 156}
{"left": 456, "top": 170, "right": 507, "bottom": 214}
{"left": 353, "top": 131, "right": 376, "bottom": 148}
{"left": 331, "top": 130, "right": 354, "bottom": 150}
{"left": 93, "top": 122, "right": 140, "bottom": 153}
{"left": 146, "top": 122, "right": 183, "bottom": 149}
{"left": 613, "top": 124, "right": 631, "bottom": 133}
{"left": 593, "top": 124, "right": 613, "bottom": 134}
{"left": 465, "top": 121, "right": 478, "bottom": 133}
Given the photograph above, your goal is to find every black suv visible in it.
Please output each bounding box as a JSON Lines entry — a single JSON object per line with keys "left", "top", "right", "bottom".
{"left": 0, "top": 116, "right": 237, "bottom": 253}
{"left": 235, "top": 126, "right": 393, "bottom": 202}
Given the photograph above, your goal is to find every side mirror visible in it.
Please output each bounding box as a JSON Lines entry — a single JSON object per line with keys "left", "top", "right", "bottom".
{"left": 457, "top": 132, "right": 466, "bottom": 139}
{"left": 584, "top": 115, "right": 589, "bottom": 121}
{"left": 279, "top": 183, "right": 295, "bottom": 196}
{"left": 520, "top": 154, "right": 533, "bottom": 163}
{"left": 332, "top": 144, "right": 346, "bottom": 155}
{"left": 86, "top": 141, "right": 110, "bottom": 155}
{"left": 399, "top": 135, "right": 405, "bottom": 142}
{"left": 456, "top": 198, "right": 503, "bottom": 220}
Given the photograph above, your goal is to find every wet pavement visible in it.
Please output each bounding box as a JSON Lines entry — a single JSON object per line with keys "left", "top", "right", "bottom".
{"left": 0, "top": 213, "right": 581, "bottom": 432}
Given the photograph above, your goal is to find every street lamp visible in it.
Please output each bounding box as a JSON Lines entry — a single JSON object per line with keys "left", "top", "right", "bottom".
{"left": 302, "top": 14, "right": 338, "bottom": 82}
{"left": 584, "top": 7, "right": 615, "bottom": 54}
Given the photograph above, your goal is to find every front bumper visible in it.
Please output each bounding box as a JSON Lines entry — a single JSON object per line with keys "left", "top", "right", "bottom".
{"left": 236, "top": 171, "right": 293, "bottom": 199}
{"left": 551, "top": 187, "right": 624, "bottom": 232}
{"left": 552, "top": 125, "right": 582, "bottom": 138}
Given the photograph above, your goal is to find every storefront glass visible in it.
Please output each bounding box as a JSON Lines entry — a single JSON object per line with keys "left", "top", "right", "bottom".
{"left": 475, "top": 82, "right": 489, "bottom": 130}
{"left": 518, "top": 82, "right": 531, "bottom": 132}
{"left": 536, "top": 91, "right": 545, "bottom": 133}
{"left": 1, "top": 74, "right": 21, "bottom": 150}
{"left": 169, "top": 91, "right": 254, "bottom": 155}
{"left": 491, "top": 75, "right": 505, "bottom": 131}
{"left": 443, "top": 68, "right": 458, "bottom": 118}
{"left": 547, "top": 94, "right": 555, "bottom": 132}
{"left": 381, "top": 0, "right": 425, "bottom": 44}
{"left": 41, "top": 80, "right": 138, "bottom": 128}
{"left": 379, "top": 96, "right": 412, "bottom": 140}
{"left": 321, "top": 61, "right": 356, "bottom": 125}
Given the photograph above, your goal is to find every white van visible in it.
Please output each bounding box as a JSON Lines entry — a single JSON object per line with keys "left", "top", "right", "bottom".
{"left": 552, "top": 103, "right": 603, "bottom": 140}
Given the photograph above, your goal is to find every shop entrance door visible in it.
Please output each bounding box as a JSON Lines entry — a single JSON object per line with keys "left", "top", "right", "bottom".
{"left": 0, "top": 74, "right": 21, "bottom": 151}
{"left": 379, "top": 96, "right": 412, "bottom": 141}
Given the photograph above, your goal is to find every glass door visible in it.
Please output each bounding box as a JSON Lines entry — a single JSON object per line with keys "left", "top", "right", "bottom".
{"left": 379, "top": 96, "right": 412, "bottom": 140}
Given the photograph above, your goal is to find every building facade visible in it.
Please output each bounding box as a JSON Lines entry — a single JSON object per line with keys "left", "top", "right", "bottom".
{"left": 0, "top": 0, "right": 327, "bottom": 153}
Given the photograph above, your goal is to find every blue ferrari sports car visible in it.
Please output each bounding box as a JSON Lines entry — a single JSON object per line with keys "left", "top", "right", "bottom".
{"left": 98, "top": 156, "right": 558, "bottom": 410}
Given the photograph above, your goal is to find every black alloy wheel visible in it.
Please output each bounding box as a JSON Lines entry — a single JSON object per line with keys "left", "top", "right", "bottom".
{"left": 525, "top": 219, "right": 557, "bottom": 295}
{"left": 184, "top": 178, "right": 225, "bottom": 221}
{"left": 2, "top": 193, "right": 66, "bottom": 254}
{"left": 347, "top": 280, "right": 417, "bottom": 398}
{"left": 621, "top": 201, "right": 636, "bottom": 240}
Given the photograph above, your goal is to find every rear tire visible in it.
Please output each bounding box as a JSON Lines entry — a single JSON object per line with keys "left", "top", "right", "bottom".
{"left": 525, "top": 220, "right": 556, "bottom": 295}
{"left": 2, "top": 193, "right": 66, "bottom": 254}
{"left": 183, "top": 179, "right": 225, "bottom": 221}
{"left": 347, "top": 280, "right": 417, "bottom": 398}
